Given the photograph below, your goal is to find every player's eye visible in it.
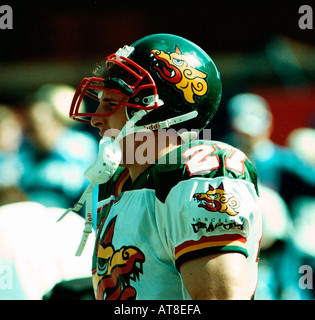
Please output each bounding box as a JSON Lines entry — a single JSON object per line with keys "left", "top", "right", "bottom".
{"left": 108, "top": 101, "right": 120, "bottom": 108}
{"left": 99, "top": 100, "right": 121, "bottom": 114}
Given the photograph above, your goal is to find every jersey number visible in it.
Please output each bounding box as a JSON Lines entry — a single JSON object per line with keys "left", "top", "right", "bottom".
{"left": 182, "top": 143, "right": 247, "bottom": 176}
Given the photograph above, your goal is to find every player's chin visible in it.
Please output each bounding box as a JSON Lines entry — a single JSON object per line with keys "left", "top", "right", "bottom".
{"left": 101, "top": 128, "right": 120, "bottom": 140}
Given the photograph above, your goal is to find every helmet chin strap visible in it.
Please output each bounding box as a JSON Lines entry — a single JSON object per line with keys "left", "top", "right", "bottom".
{"left": 57, "top": 108, "right": 198, "bottom": 256}
{"left": 56, "top": 109, "right": 147, "bottom": 256}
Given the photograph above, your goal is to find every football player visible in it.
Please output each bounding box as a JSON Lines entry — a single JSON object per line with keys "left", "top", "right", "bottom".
{"left": 61, "top": 34, "right": 262, "bottom": 300}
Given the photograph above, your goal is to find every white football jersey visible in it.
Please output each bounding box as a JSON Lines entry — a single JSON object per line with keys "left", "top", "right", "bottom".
{"left": 91, "top": 140, "right": 262, "bottom": 300}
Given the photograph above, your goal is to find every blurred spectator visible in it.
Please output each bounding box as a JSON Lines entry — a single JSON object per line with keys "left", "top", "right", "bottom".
{"left": 287, "top": 128, "right": 315, "bottom": 299}
{"left": 0, "top": 104, "right": 25, "bottom": 187}
{"left": 291, "top": 196, "right": 315, "bottom": 300}
{"left": 287, "top": 128, "right": 315, "bottom": 165}
{"left": 0, "top": 186, "right": 95, "bottom": 300}
{"left": 285, "top": 127, "right": 315, "bottom": 213}
{"left": 20, "top": 84, "right": 98, "bottom": 209}
{"left": 225, "top": 94, "right": 315, "bottom": 299}
{"left": 225, "top": 93, "right": 315, "bottom": 214}
{"left": 255, "top": 185, "right": 313, "bottom": 300}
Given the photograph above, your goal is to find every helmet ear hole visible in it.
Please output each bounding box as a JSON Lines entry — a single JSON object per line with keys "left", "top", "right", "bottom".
{"left": 125, "top": 107, "right": 135, "bottom": 121}
{"left": 128, "top": 88, "right": 157, "bottom": 108}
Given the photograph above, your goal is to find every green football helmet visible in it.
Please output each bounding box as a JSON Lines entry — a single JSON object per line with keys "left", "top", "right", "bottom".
{"left": 70, "top": 33, "right": 222, "bottom": 132}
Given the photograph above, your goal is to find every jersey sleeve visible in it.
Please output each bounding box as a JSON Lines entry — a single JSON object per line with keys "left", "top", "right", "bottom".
{"left": 155, "top": 175, "right": 260, "bottom": 271}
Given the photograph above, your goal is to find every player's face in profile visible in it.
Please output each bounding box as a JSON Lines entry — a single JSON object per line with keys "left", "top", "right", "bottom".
{"left": 90, "top": 89, "right": 128, "bottom": 138}
{"left": 91, "top": 89, "right": 144, "bottom": 166}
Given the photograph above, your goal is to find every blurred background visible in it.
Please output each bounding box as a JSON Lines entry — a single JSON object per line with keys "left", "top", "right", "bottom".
{"left": 0, "top": 0, "right": 314, "bottom": 299}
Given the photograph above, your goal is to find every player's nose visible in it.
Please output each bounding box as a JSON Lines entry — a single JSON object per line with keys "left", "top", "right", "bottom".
{"left": 90, "top": 104, "right": 106, "bottom": 130}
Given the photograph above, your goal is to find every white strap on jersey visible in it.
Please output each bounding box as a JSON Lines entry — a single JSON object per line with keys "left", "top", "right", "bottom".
{"left": 57, "top": 136, "right": 122, "bottom": 256}
{"left": 74, "top": 184, "right": 94, "bottom": 256}
{"left": 57, "top": 181, "right": 96, "bottom": 256}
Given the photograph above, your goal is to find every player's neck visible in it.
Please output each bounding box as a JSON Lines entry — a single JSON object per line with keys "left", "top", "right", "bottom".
{"left": 124, "top": 130, "right": 182, "bottom": 182}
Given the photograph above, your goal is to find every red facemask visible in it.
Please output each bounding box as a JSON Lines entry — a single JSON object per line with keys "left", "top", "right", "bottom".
{"left": 69, "top": 53, "right": 160, "bottom": 123}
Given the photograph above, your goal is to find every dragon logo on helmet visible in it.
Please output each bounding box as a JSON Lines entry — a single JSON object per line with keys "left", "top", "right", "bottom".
{"left": 150, "top": 46, "right": 208, "bottom": 104}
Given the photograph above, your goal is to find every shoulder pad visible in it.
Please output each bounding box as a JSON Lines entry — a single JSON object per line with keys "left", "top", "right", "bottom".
{"left": 152, "top": 140, "right": 258, "bottom": 202}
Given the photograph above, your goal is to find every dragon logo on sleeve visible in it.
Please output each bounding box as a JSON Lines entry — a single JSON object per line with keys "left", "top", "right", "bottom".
{"left": 193, "top": 182, "right": 240, "bottom": 216}
{"left": 150, "top": 46, "right": 208, "bottom": 104}
{"left": 92, "top": 216, "right": 145, "bottom": 300}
